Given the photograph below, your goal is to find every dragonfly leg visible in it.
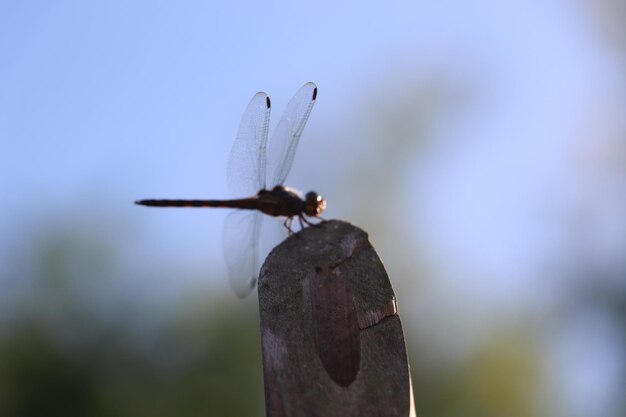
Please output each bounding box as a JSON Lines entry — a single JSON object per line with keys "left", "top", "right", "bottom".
{"left": 301, "top": 215, "right": 325, "bottom": 228}
{"left": 301, "top": 215, "right": 320, "bottom": 226}
{"left": 283, "top": 217, "right": 295, "bottom": 235}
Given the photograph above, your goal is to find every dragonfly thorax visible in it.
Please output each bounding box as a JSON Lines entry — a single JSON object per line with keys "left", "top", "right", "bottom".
{"left": 255, "top": 186, "right": 325, "bottom": 218}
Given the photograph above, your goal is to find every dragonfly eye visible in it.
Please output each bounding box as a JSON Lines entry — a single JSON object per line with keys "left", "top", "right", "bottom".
{"left": 305, "top": 192, "right": 326, "bottom": 216}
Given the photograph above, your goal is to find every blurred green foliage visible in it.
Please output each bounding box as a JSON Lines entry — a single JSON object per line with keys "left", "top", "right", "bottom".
{"left": 0, "top": 218, "right": 551, "bottom": 417}
{"left": 0, "top": 229, "right": 264, "bottom": 417}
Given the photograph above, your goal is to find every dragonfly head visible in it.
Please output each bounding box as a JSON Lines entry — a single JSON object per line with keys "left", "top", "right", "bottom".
{"left": 304, "top": 191, "right": 326, "bottom": 217}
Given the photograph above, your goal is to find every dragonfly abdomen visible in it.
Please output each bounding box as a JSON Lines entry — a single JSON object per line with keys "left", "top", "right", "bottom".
{"left": 135, "top": 198, "right": 261, "bottom": 209}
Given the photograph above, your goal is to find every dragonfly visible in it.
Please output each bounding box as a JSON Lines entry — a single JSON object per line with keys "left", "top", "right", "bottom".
{"left": 136, "top": 82, "right": 326, "bottom": 297}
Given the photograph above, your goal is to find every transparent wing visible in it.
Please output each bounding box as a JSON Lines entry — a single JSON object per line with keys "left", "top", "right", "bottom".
{"left": 226, "top": 92, "right": 271, "bottom": 197}
{"left": 259, "top": 216, "right": 289, "bottom": 267}
{"left": 222, "top": 210, "right": 263, "bottom": 298}
{"left": 267, "top": 82, "right": 317, "bottom": 188}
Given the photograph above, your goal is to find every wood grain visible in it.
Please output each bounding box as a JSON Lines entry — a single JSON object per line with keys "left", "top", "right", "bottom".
{"left": 258, "top": 220, "right": 415, "bottom": 417}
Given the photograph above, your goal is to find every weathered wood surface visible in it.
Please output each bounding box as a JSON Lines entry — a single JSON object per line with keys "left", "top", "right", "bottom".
{"left": 258, "top": 220, "right": 415, "bottom": 417}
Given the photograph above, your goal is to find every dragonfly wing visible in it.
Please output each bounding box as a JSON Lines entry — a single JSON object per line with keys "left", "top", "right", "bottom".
{"left": 223, "top": 210, "right": 263, "bottom": 297}
{"left": 259, "top": 215, "right": 289, "bottom": 266}
{"left": 267, "top": 82, "right": 317, "bottom": 188}
{"left": 227, "top": 92, "right": 271, "bottom": 197}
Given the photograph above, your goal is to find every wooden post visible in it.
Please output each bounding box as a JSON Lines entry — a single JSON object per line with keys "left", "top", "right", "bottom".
{"left": 258, "top": 220, "right": 416, "bottom": 417}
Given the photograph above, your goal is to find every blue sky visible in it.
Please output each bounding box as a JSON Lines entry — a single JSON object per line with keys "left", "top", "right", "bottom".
{"left": 3, "top": 1, "right": 614, "bottom": 263}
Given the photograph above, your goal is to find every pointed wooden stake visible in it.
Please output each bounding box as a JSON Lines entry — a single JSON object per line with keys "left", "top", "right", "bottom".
{"left": 258, "top": 220, "right": 415, "bottom": 417}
